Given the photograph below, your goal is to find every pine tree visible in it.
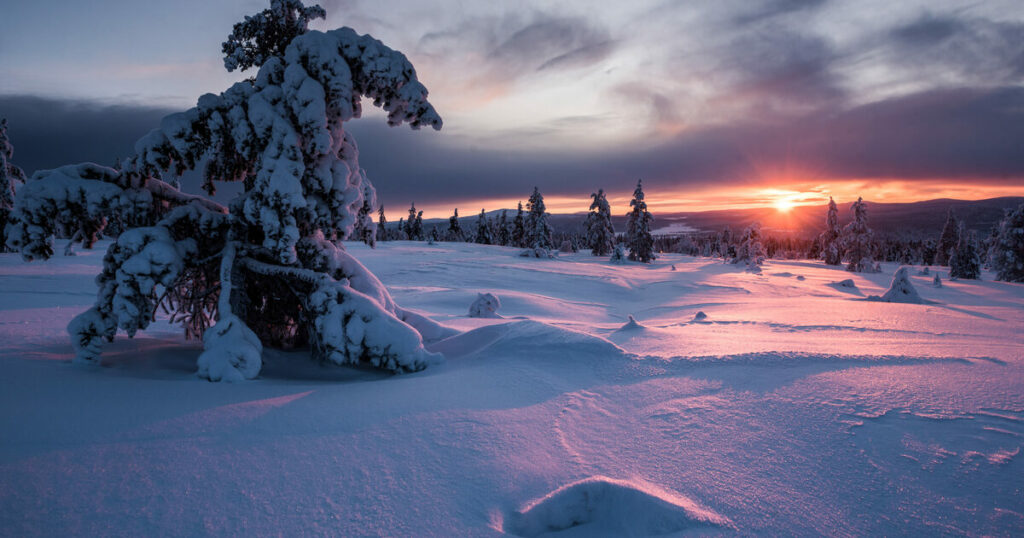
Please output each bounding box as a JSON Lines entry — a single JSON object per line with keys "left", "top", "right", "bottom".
{"left": 6, "top": 0, "right": 443, "bottom": 380}
{"left": 512, "top": 202, "right": 526, "bottom": 247}
{"left": 524, "top": 187, "right": 554, "bottom": 252}
{"left": 496, "top": 210, "right": 510, "bottom": 246}
{"left": 396, "top": 218, "right": 406, "bottom": 240}
{"left": 413, "top": 210, "right": 424, "bottom": 240}
{"left": 0, "top": 119, "right": 28, "bottom": 253}
{"left": 446, "top": 208, "right": 463, "bottom": 241}
{"left": 949, "top": 223, "right": 981, "bottom": 280}
{"left": 732, "top": 222, "right": 766, "bottom": 267}
{"left": 353, "top": 185, "right": 376, "bottom": 247}
{"left": 405, "top": 203, "right": 417, "bottom": 239}
{"left": 586, "top": 188, "right": 615, "bottom": 256}
{"left": 819, "top": 196, "right": 842, "bottom": 265}
{"left": 936, "top": 209, "right": 959, "bottom": 266}
{"left": 842, "top": 197, "right": 875, "bottom": 272}
{"left": 719, "top": 227, "right": 734, "bottom": 259}
{"left": 474, "top": 209, "right": 493, "bottom": 245}
{"left": 625, "top": 179, "right": 655, "bottom": 263}
{"left": 376, "top": 206, "right": 388, "bottom": 242}
{"left": 989, "top": 203, "right": 1024, "bottom": 282}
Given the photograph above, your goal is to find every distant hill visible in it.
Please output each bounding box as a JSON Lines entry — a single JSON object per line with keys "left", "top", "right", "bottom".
{"left": 390, "top": 197, "right": 1024, "bottom": 239}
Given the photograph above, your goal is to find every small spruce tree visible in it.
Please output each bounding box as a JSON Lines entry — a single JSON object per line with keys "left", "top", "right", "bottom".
{"left": 353, "top": 185, "right": 376, "bottom": 247}
{"left": 376, "top": 206, "right": 388, "bottom": 242}
{"left": 819, "top": 196, "right": 842, "bottom": 265}
{"left": 512, "top": 202, "right": 526, "bottom": 247}
{"left": 0, "top": 119, "right": 28, "bottom": 253}
{"left": 496, "top": 210, "right": 510, "bottom": 246}
{"left": 524, "top": 187, "right": 554, "bottom": 253}
{"left": 842, "top": 197, "right": 875, "bottom": 272}
{"left": 625, "top": 179, "right": 655, "bottom": 263}
{"left": 949, "top": 223, "right": 981, "bottom": 280}
{"left": 446, "top": 208, "right": 464, "bottom": 242}
{"left": 732, "top": 222, "right": 766, "bottom": 267}
{"left": 475, "top": 209, "right": 493, "bottom": 245}
{"left": 586, "top": 188, "right": 615, "bottom": 256}
{"left": 936, "top": 209, "right": 959, "bottom": 266}
{"left": 989, "top": 203, "right": 1024, "bottom": 282}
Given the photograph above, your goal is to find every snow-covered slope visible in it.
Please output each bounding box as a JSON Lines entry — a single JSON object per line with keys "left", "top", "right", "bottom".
{"left": 1, "top": 241, "right": 1022, "bottom": 535}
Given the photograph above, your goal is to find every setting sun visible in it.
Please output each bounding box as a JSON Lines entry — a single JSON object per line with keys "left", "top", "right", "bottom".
{"left": 774, "top": 198, "right": 796, "bottom": 212}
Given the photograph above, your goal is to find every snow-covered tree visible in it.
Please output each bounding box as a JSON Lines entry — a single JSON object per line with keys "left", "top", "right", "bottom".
{"left": 586, "top": 188, "right": 615, "bottom": 256}
{"left": 404, "top": 203, "right": 424, "bottom": 241}
{"left": 989, "top": 203, "right": 1024, "bottom": 282}
{"left": 5, "top": 1, "right": 444, "bottom": 381}
{"left": 524, "top": 187, "right": 554, "bottom": 254}
{"left": 222, "top": 0, "right": 326, "bottom": 72}
{"left": 474, "top": 209, "right": 492, "bottom": 245}
{"left": 0, "top": 119, "right": 28, "bottom": 253}
{"left": 819, "top": 196, "right": 842, "bottom": 265}
{"left": 446, "top": 208, "right": 463, "bottom": 241}
{"left": 842, "top": 197, "right": 875, "bottom": 272}
{"left": 352, "top": 184, "right": 376, "bottom": 247}
{"left": 935, "top": 209, "right": 959, "bottom": 266}
{"left": 732, "top": 222, "right": 766, "bottom": 267}
{"left": 396, "top": 218, "right": 406, "bottom": 240}
{"left": 719, "top": 227, "right": 734, "bottom": 259}
{"left": 625, "top": 180, "right": 655, "bottom": 263}
{"left": 376, "top": 206, "right": 388, "bottom": 242}
{"left": 878, "top": 266, "right": 924, "bottom": 303}
{"left": 512, "top": 202, "right": 526, "bottom": 247}
{"left": 495, "top": 210, "right": 510, "bottom": 246}
{"left": 949, "top": 223, "right": 981, "bottom": 280}
{"left": 609, "top": 243, "right": 627, "bottom": 264}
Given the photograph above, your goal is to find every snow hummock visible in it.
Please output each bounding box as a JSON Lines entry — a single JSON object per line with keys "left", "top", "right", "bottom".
{"left": 870, "top": 266, "right": 927, "bottom": 304}
{"left": 504, "top": 476, "right": 730, "bottom": 537}
{"left": 617, "top": 315, "right": 645, "bottom": 331}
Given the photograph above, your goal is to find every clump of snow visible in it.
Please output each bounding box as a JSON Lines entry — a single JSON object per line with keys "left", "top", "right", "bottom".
{"left": 468, "top": 292, "right": 502, "bottom": 318}
{"left": 869, "top": 266, "right": 927, "bottom": 304}
{"left": 504, "top": 476, "right": 729, "bottom": 537}
{"left": 693, "top": 311, "right": 708, "bottom": 322}
{"left": 934, "top": 273, "right": 943, "bottom": 288}
{"left": 520, "top": 247, "right": 556, "bottom": 259}
{"left": 609, "top": 244, "right": 627, "bottom": 264}
{"left": 670, "top": 264, "right": 676, "bottom": 271}
{"left": 836, "top": 279, "right": 856, "bottom": 288}
{"left": 196, "top": 315, "right": 264, "bottom": 382}
{"left": 618, "top": 315, "right": 644, "bottom": 331}
{"left": 796, "top": 275, "right": 806, "bottom": 281}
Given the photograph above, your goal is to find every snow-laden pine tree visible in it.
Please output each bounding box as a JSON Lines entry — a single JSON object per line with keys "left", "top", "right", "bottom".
{"left": 0, "top": 119, "right": 28, "bottom": 253}
{"left": 819, "top": 196, "right": 842, "bottom": 265}
{"left": 5, "top": 0, "right": 445, "bottom": 381}
{"left": 376, "top": 206, "right": 388, "bottom": 242}
{"left": 936, "top": 209, "right": 959, "bottom": 266}
{"left": 625, "top": 180, "right": 655, "bottom": 263}
{"left": 521, "top": 187, "right": 554, "bottom": 257}
{"left": 586, "top": 188, "right": 615, "bottom": 256}
{"left": 719, "top": 227, "right": 734, "bottom": 259}
{"left": 352, "top": 184, "right": 376, "bottom": 247}
{"left": 446, "top": 208, "right": 464, "bottom": 242}
{"left": 842, "top": 197, "right": 875, "bottom": 272}
{"left": 404, "top": 203, "right": 424, "bottom": 240}
{"left": 731, "top": 222, "right": 766, "bottom": 267}
{"left": 949, "top": 223, "right": 981, "bottom": 280}
{"left": 474, "top": 209, "right": 492, "bottom": 245}
{"left": 989, "top": 204, "right": 1024, "bottom": 282}
{"left": 512, "top": 202, "right": 526, "bottom": 247}
{"left": 495, "top": 210, "right": 510, "bottom": 246}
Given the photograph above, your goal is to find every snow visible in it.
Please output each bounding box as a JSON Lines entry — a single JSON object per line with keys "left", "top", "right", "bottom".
{"left": 2, "top": 241, "right": 1024, "bottom": 535}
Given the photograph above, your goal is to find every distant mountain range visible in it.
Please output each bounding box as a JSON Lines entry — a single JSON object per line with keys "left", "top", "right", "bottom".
{"left": 399, "top": 197, "right": 1024, "bottom": 238}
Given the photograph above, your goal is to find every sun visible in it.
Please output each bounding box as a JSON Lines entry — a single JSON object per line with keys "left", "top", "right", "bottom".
{"left": 774, "top": 198, "right": 796, "bottom": 212}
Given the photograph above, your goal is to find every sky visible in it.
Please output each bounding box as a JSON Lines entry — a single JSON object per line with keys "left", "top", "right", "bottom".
{"left": 1, "top": 0, "right": 1023, "bottom": 218}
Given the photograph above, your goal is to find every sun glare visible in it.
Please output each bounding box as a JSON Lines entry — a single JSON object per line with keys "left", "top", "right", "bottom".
{"left": 774, "top": 198, "right": 796, "bottom": 212}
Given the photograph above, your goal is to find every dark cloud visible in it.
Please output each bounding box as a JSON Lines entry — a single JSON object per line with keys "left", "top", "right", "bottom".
{"left": 3, "top": 84, "right": 1021, "bottom": 214}
{"left": 886, "top": 14, "right": 1024, "bottom": 83}
{"left": 732, "top": 0, "right": 829, "bottom": 26}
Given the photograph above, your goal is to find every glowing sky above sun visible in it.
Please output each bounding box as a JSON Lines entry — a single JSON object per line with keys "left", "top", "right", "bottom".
{"left": 1, "top": 0, "right": 1023, "bottom": 218}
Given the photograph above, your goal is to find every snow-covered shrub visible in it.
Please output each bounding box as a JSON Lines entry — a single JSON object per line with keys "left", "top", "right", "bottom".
{"left": 468, "top": 292, "right": 501, "bottom": 318}
{"left": 7, "top": 1, "right": 443, "bottom": 380}
{"left": 586, "top": 188, "right": 615, "bottom": 256}
{"left": 609, "top": 243, "right": 627, "bottom": 264}
{"left": 989, "top": 203, "right": 1024, "bottom": 282}
{"left": 0, "top": 119, "right": 28, "bottom": 253}
{"left": 949, "top": 223, "right": 981, "bottom": 280}
{"left": 818, "top": 196, "right": 841, "bottom": 265}
{"left": 626, "top": 180, "right": 655, "bottom": 263}
{"left": 874, "top": 266, "right": 925, "bottom": 304}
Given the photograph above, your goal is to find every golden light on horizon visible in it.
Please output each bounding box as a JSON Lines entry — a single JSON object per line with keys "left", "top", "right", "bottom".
{"left": 774, "top": 198, "right": 797, "bottom": 212}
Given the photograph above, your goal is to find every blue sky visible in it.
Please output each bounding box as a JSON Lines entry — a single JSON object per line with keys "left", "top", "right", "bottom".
{"left": 2, "top": 0, "right": 1023, "bottom": 216}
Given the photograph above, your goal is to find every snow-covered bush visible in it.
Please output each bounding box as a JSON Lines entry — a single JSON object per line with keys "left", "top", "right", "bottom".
{"left": 949, "top": 223, "right": 981, "bottom": 280}
{"left": 0, "top": 119, "right": 29, "bottom": 253}
{"left": 586, "top": 188, "right": 615, "bottom": 256}
{"left": 875, "top": 266, "right": 924, "bottom": 303}
{"left": 468, "top": 292, "right": 501, "bottom": 318}
{"left": 818, "top": 196, "right": 841, "bottom": 265}
{"left": 609, "top": 243, "right": 627, "bottom": 264}
{"left": 989, "top": 203, "right": 1024, "bottom": 282}
{"left": 626, "top": 179, "right": 655, "bottom": 263}
{"left": 7, "top": 1, "right": 443, "bottom": 380}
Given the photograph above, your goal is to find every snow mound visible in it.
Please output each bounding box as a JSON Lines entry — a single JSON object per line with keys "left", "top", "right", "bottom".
{"left": 869, "top": 266, "right": 927, "bottom": 304}
{"left": 616, "top": 315, "right": 645, "bottom": 331}
{"left": 428, "top": 320, "right": 625, "bottom": 360}
{"left": 504, "top": 476, "right": 729, "bottom": 537}
{"left": 692, "top": 311, "right": 708, "bottom": 322}
{"left": 828, "top": 278, "right": 862, "bottom": 295}
{"left": 468, "top": 292, "right": 502, "bottom": 318}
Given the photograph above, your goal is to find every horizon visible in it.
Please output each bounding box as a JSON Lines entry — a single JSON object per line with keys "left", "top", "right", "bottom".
{"left": 3, "top": 1, "right": 1023, "bottom": 218}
